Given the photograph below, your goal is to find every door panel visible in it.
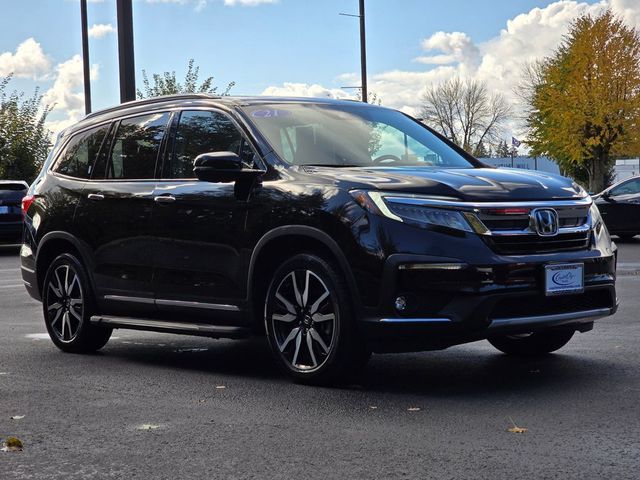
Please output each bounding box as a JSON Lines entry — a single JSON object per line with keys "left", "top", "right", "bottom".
{"left": 152, "top": 181, "right": 247, "bottom": 304}
{"left": 75, "top": 112, "right": 170, "bottom": 316}
{"left": 152, "top": 109, "right": 259, "bottom": 321}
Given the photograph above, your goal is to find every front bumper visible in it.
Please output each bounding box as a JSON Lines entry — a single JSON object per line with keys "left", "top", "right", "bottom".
{"left": 361, "top": 252, "right": 617, "bottom": 352}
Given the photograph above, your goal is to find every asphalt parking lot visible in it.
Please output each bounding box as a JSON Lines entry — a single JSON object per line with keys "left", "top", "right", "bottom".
{"left": 1, "top": 242, "right": 639, "bottom": 479}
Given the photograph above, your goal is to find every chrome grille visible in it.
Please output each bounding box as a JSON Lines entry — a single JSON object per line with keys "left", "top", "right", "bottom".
{"left": 475, "top": 202, "right": 591, "bottom": 255}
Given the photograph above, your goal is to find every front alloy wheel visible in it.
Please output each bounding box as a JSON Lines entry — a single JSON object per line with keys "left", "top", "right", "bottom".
{"left": 272, "top": 269, "right": 336, "bottom": 371}
{"left": 264, "top": 254, "right": 369, "bottom": 384}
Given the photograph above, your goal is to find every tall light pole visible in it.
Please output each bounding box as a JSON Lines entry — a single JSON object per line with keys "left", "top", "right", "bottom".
{"left": 116, "top": 0, "right": 136, "bottom": 103}
{"left": 340, "top": 0, "right": 368, "bottom": 102}
{"left": 358, "top": 0, "right": 367, "bottom": 103}
{"left": 80, "top": 0, "right": 91, "bottom": 114}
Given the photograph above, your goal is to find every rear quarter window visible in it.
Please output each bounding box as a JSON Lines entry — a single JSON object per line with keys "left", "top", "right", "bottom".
{"left": 53, "top": 124, "right": 111, "bottom": 179}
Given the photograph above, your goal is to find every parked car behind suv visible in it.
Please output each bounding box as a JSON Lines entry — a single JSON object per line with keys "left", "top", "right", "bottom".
{"left": 594, "top": 175, "right": 640, "bottom": 240}
{"left": 1, "top": 180, "right": 28, "bottom": 246}
{"left": 21, "top": 95, "right": 617, "bottom": 384}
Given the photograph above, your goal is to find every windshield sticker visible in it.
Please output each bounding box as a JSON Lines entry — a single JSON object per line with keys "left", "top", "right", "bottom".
{"left": 251, "top": 109, "right": 292, "bottom": 118}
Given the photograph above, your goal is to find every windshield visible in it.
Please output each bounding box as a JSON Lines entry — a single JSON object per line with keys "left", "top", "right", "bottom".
{"left": 242, "top": 103, "right": 476, "bottom": 168}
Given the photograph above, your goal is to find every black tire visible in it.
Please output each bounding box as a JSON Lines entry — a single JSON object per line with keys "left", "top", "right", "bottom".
{"left": 42, "top": 253, "right": 112, "bottom": 353}
{"left": 264, "top": 253, "right": 370, "bottom": 384}
{"left": 488, "top": 329, "right": 575, "bottom": 356}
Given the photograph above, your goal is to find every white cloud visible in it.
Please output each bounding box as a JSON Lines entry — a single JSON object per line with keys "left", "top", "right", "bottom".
{"left": 415, "top": 32, "right": 481, "bottom": 71}
{"left": 263, "top": 0, "right": 640, "bottom": 140}
{"left": 0, "top": 38, "right": 52, "bottom": 79}
{"left": 43, "top": 55, "right": 99, "bottom": 134}
{"left": 88, "top": 23, "right": 115, "bottom": 39}
{"left": 262, "top": 82, "right": 353, "bottom": 100}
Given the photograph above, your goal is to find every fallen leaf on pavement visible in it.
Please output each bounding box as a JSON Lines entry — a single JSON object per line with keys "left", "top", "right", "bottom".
{"left": 508, "top": 426, "right": 528, "bottom": 433}
{"left": 1, "top": 437, "right": 23, "bottom": 452}
{"left": 136, "top": 424, "right": 160, "bottom": 431}
{"left": 507, "top": 417, "right": 527, "bottom": 433}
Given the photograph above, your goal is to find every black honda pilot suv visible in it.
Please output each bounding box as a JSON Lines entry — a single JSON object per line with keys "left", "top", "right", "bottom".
{"left": 21, "top": 95, "right": 617, "bottom": 384}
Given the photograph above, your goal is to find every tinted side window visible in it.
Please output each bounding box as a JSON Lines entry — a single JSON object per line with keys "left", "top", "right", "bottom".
{"left": 165, "top": 110, "right": 256, "bottom": 179}
{"left": 611, "top": 179, "right": 640, "bottom": 196}
{"left": 53, "top": 124, "right": 110, "bottom": 179}
{"left": 106, "top": 112, "right": 169, "bottom": 180}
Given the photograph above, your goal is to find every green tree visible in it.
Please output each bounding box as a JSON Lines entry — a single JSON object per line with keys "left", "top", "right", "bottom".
{"left": 0, "top": 75, "right": 52, "bottom": 182}
{"left": 495, "top": 140, "right": 510, "bottom": 157}
{"left": 522, "top": 10, "right": 640, "bottom": 192}
{"left": 137, "top": 58, "right": 235, "bottom": 99}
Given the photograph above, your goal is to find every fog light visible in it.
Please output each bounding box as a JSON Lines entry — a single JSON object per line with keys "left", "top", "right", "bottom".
{"left": 395, "top": 296, "right": 407, "bottom": 312}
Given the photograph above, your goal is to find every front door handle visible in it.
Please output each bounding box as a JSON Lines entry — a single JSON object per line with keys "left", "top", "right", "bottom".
{"left": 87, "top": 193, "right": 104, "bottom": 201}
{"left": 154, "top": 195, "right": 176, "bottom": 204}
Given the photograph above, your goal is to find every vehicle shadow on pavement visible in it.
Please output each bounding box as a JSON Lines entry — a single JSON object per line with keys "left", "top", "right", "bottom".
{"left": 360, "top": 349, "right": 611, "bottom": 397}
{"left": 101, "top": 336, "right": 283, "bottom": 380}
{"left": 98, "top": 336, "right": 614, "bottom": 396}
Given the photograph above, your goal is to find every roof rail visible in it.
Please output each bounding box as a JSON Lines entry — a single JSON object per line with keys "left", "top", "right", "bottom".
{"left": 84, "top": 93, "right": 221, "bottom": 120}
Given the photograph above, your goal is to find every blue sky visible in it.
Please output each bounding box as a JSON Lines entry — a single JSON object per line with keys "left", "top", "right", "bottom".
{"left": 2, "top": 0, "right": 638, "bottom": 136}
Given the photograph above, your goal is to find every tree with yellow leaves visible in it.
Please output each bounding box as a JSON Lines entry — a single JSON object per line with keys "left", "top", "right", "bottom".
{"left": 522, "top": 10, "right": 640, "bottom": 192}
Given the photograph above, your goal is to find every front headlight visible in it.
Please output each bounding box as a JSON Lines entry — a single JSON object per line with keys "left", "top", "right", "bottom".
{"left": 590, "top": 202, "right": 603, "bottom": 233}
{"left": 350, "top": 190, "right": 473, "bottom": 232}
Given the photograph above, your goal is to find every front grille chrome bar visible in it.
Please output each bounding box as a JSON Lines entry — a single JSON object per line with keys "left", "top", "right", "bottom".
{"left": 382, "top": 196, "right": 592, "bottom": 211}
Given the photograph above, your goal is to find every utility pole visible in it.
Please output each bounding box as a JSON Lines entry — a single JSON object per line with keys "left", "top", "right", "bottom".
{"left": 339, "top": 0, "right": 368, "bottom": 103}
{"left": 80, "top": 0, "right": 91, "bottom": 114}
{"left": 116, "top": 0, "right": 136, "bottom": 103}
{"left": 358, "top": 0, "right": 368, "bottom": 103}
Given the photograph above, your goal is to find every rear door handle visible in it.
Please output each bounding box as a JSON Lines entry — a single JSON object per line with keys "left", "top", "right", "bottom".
{"left": 154, "top": 195, "right": 176, "bottom": 204}
{"left": 87, "top": 193, "right": 104, "bottom": 201}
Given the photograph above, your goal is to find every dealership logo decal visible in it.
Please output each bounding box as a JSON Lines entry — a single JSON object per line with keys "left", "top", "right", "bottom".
{"left": 531, "top": 208, "right": 559, "bottom": 236}
{"left": 552, "top": 271, "right": 576, "bottom": 286}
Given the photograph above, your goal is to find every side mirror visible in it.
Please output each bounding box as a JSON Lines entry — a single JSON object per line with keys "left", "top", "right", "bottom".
{"left": 193, "top": 151, "right": 243, "bottom": 183}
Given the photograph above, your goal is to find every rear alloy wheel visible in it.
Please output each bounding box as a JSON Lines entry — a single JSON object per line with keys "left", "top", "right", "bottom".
{"left": 42, "top": 253, "right": 112, "bottom": 353}
{"left": 264, "top": 254, "right": 370, "bottom": 384}
{"left": 488, "top": 329, "right": 575, "bottom": 356}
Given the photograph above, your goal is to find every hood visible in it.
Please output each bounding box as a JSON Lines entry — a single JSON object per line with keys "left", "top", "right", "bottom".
{"left": 303, "top": 166, "right": 586, "bottom": 202}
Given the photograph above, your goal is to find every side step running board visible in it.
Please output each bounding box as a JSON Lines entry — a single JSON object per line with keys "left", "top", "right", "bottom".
{"left": 90, "top": 315, "right": 251, "bottom": 339}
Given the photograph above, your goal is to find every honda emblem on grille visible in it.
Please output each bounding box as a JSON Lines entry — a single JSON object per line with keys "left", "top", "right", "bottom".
{"left": 531, "top": 208, "right": 559, "bottom": 236}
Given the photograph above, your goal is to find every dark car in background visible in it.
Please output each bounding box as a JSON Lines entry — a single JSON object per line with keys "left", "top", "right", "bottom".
{"left": 594, "top": 175, "right": 640, "bottom": 240}
{"left": 20, "top": 95, "right": 617, "bottom": 384}
{"left": 0, "top": 180, "right": 28, "bottom": 246}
